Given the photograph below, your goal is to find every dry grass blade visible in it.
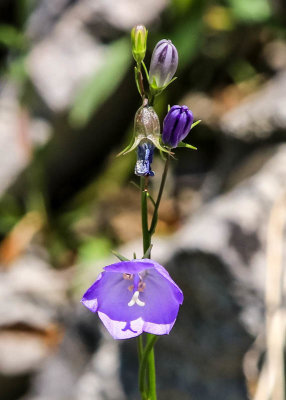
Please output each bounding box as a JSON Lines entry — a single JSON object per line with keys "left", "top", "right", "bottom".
{"left": 253, "top": 193, "right": 286, "bottom": 400}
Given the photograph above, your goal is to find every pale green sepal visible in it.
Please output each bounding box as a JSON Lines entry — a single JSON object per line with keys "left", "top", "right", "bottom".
{"left": 191, "top": 120, "right": 201, "bottom": 129}
{"left": 149, "top": 135, "right": 172, "bottom": 154}
{"left": 116, "top": 136, "right": 141, "bottom": 157}
{"left": 178, "top": 142, "right": 197, "bottom": 150}
{"left": 149, "top": 76, "right": 178, "bottom": 97}
{"left": 162, "top": 76, "right": 177, "bottom": 90}
{"left": 112, "top": 250, "right": 130, "bottom": 261}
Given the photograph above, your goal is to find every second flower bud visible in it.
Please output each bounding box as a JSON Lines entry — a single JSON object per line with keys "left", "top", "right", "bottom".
{"left": 149, "top": 39, "right": 178, "bottom": 91}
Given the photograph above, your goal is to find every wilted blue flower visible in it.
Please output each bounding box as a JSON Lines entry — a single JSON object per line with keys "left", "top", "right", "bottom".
{"left": 149, "top": 39, "right": 178, "bottom": 89}
{"left": 81, "top": 259, "right": 183, "bottom": 340}
{"left": 118, "top": 105, "right": 169, "bottom": 156}
{"left": 135, "top": 141, "right": 155, "bottom": 176}
{"left": 162, "top": 105, "right": 194, "bottom": 148}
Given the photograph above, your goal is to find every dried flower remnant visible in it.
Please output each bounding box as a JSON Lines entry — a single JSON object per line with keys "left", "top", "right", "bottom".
{"left": 118, "top": 105, "right": 169, "bottom": 156}
{"left": 81, "top": 259, "right": 183, "bottom": 339}
{"left": 135, "top": 142, "right": 155, "bottom": 176}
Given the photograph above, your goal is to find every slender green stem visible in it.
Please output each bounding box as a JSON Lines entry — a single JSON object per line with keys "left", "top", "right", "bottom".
{"left": 146, "top": 334, "right": 157, "bottom": 399}
{"left": 139, "top": 334, "right": 158, "bottom": 399}
{"left": 149, "top": 154, "right": 170, "bottom": 236}
{"left": 136, "top": 63, "right": 145, "bottom": 99}
{"left": 139, "top": 176, "right": 158, "bottom": 400}
{"left": 140, "top": 177, "right": 151, "bottom": 254}
{"left": 137, "top": 335, "right": 144, "bottom": 363}
{"left": 142, "top": 61, "right": 149, "bottom": 81}
{"left": 139, "top": 153, "right": 170, "bottom": 400}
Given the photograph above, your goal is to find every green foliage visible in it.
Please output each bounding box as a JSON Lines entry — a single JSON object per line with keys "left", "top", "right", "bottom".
{"left": 78, "top": 236, "right": 112, "bottom": 264}
{"left": 172, "top": 9, "right": 205, "bottom": 67}
{"left": 0, "top": 195, "right": 23, "bottom": 234}
{"left": 228, "top": 59, "right": 257, "bottom": 83}
{"left": 0, "top": 24, "right": 26, "bottom": 50}
{"left": 69, "top": 37, "right": 132, "bottom": 128}
{"left": 227, "top": 0, "right": 272, "bottom": 22}
{"left": 7, "top": 55, "right": 27, "bottom": 83}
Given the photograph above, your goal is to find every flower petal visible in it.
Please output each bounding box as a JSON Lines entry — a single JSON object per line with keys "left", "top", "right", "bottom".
{"left": 104, "top": 259, "right": 154, "bottom": 274}
{"left": 98, "top": 313, "right": 144, "bottom": 339}
{"left": 82, "top": 271, "right": 143, "bottom": 322}
{"left": 152, "top": 261, "right": 183, "bottom": 304}
{"left": 138, "top": 268, "right": 182, "bottom": 327}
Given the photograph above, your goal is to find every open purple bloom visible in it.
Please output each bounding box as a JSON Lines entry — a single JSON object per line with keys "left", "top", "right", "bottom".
{"left": 135, "top": 141, "right": 155, "bottom": 177}
{"left": 81, "top": 259, "right": 183, "bottom": 340}
{"left": 162, "top": 105, "right": 194, "bottom": 148}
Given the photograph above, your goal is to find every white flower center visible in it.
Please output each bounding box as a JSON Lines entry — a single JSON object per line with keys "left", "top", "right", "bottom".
{"left": 128, "top": 290, "right": 145, "bottom": 307}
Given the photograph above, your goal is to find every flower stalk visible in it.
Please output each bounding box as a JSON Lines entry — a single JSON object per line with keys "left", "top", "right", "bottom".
{"left": 81, "top": 24, "right": 199, "bottom": 400}
{"left": 138, "top": 149, "right": 170, "bottom": 399}
{"left": 149, "top": 154, "right": 170, "bottom": 236}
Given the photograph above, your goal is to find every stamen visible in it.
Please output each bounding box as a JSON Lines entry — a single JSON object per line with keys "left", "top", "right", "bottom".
{"left": 128, "top": 284, "right": 134, "bottom": 292}
{"left": 138, "top": 281, "right": 146, "bottom": 292}
{"left": 123, "top": 273, "right": 133, "bottom": 280}
{"left": 128, "top": 291, "right": 145, "bottom": 307}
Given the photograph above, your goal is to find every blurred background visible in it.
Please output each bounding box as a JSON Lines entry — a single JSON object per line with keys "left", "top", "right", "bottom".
{"left": 0, "top": 0, "right": 285, "bottom": 399}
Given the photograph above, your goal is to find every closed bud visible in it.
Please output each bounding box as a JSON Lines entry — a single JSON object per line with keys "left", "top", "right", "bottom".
{"left": 131, "top": 25, "right": 148, "bottom": 64}
{"left": 149, "top": 39, "right": 178, "bottom": 90}
{"left": 162, "top": 105, "right": 194, "bottom": 148}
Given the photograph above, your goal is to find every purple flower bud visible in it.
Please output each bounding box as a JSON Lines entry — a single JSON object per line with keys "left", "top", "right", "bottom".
{"left": 162, "top": 105, "right": 194, "bottom": 148}
{"left": 149, "top": 39, "right": 178, "bottom": 89}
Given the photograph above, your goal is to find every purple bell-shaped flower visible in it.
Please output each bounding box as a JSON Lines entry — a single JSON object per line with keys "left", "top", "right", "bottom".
{"left": 81, "top": 259, "right": 183, "bottom": 339}
{"left": 162, "top": 105, "right": 194, "bottom": 148}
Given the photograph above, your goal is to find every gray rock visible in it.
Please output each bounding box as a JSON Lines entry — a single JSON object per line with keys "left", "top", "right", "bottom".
{"left": 113, "top": 144, "right": 286, "bottom": 398}
{"left": 0, "top": 82, "right": 51, "bottom": 197}
{"left": 0, "top": 251, "right": 68, "bottom": 375}
{"left": 26, "top": 145, "right": 286, "bottom": 400}
{"left": 220, "top": 71, "right": 286, "bottom": 140}
{"left": 27, "top": 0, "right": 168, "bottom": 112}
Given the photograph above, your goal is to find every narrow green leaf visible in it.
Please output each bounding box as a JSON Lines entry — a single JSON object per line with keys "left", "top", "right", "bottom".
{"left": 70, "top": 37, "right": 132, "bottom": 127}
{"left": 112, "top": 250, "right": 130, "bottom": 261}
{"left": 146, "top": 192, "right": 156, "bottom": 207}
